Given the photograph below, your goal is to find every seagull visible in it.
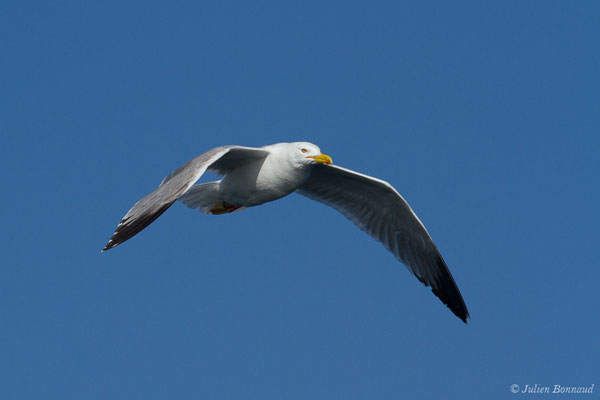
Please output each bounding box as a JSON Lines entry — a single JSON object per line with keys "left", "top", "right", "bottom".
{"left": 102, "top": 142, "right": 469, "bottom": 322}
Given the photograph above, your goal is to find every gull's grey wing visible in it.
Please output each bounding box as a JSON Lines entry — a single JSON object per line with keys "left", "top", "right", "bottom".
{"left": 102, "top": 145, "right": 269, "bottom": 251}
{"left": 297, "top": 163, "right": 469, "bottom": 323}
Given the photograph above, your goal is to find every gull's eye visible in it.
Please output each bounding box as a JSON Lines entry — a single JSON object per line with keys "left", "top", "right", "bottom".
{"left": 301, "top": 148, "right": 308, "bottom": 153}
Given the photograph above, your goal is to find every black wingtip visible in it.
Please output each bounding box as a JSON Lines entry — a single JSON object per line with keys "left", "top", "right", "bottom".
{"left": 430, "top": 253, "right": 470, "bottom": 324}
{"left": 101, "top": 235, "right": 121, "bottom": 252}
{"left": 432, "top": 285, "right": 470, "bottom": 323}
{"left": 101, "top": 242, "right": 114, "bottom": 252}
{"left": 452, "top": 296, "right": 470, "bottom": 324}
{"left": 102, "top": 201, "right": 176, "bottom": 253}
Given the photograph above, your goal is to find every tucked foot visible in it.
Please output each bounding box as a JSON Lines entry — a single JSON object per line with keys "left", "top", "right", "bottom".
{"left": 210, "top": 201, "right": 242, "bottom": 215}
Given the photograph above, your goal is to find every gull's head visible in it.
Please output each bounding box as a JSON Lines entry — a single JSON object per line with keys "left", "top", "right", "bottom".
{"left": 290, "top": 142, "right": 333, "bottom": 166}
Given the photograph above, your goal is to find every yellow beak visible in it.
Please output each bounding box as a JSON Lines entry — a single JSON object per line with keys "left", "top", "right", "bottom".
{"left": 307, "top": 153, "right": 333, "bottom": 165}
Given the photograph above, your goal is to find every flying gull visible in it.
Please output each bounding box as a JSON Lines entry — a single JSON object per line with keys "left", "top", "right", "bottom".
{"left": 102, "top": 142, "right": 469, "bottom": 322}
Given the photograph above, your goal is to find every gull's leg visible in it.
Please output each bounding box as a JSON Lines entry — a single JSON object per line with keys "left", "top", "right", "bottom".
{"left": 210, "top": 201, "right": 242, "bottom": 215}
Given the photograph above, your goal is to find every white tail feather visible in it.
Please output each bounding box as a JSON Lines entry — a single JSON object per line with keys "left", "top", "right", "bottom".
{"left": 179, "top": 181, "right": 222, "bottom": 214}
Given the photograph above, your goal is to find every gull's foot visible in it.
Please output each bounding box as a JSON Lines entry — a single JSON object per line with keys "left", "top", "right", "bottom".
{"left": 210, "top": 201, "right": 242, "bottom": 215}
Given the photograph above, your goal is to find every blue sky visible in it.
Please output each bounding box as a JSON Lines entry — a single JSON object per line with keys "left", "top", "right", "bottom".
{"left": 2, "top": 1, "right": 599, "bottom": 399}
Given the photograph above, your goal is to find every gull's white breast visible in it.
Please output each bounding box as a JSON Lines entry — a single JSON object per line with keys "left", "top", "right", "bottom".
{"left": 219, "top": 150, "right": 309, "bottom": 207}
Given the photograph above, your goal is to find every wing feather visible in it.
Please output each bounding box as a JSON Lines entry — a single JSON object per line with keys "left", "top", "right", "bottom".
{"left": 102, "top": 146, "right": 269, "bottom": 251}
{"left": 297, "top": 163, "right": 469, "bottom": 322}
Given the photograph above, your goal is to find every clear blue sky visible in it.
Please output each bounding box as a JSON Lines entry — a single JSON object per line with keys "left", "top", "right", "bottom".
{"left": 2, "top": 1, "right": 599, "bottom": 399}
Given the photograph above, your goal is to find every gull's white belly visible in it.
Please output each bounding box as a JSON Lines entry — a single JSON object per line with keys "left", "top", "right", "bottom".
{"left": 219, "top": 155, "right": 309, "bottom": 207}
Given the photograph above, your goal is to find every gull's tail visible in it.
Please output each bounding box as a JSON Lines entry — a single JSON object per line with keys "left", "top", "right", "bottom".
{"left": 178, "top": 181, "right": 223, "bottom": 214}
